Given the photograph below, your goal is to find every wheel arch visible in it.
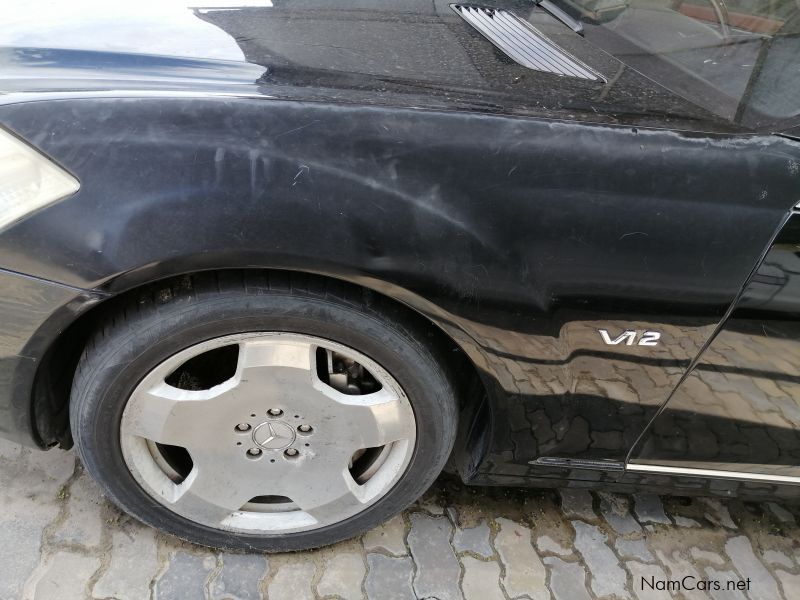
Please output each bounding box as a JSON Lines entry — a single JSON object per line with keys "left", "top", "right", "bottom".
{"left": 32, "top": 268, "right": 492, "bottom": 476}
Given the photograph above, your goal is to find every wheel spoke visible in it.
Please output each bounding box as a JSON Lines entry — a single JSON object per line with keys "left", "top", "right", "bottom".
{"left": 237, "top": 338, "right": 315, "bottom": 381}
{"left": 233, "top": 338, "right": 327, "bottom": 403}
{"left": 123, "top": 384, "right": 230, "bottom": 446}
{"left": 284, "top": 466, "right": 366, "bottom": 524}
{"left": 317, "top": 387, "right": 415, "bottom": 449}
{"left": 169, "top": 462, "right": 254, "bottom": 525}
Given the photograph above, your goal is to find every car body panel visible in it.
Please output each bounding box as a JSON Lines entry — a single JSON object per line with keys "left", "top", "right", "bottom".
{"left": 2, "top": 0, "right": 800, "bottom": 500}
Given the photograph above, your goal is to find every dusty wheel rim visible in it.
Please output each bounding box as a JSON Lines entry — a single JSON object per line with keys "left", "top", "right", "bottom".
{"left": 120, "top": 332, "right": 417, "bottom": 534}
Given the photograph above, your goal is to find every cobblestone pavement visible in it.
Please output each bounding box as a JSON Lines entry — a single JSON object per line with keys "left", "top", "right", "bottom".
{"left": 3, "top": 439, "right": 800, "bottom": 600}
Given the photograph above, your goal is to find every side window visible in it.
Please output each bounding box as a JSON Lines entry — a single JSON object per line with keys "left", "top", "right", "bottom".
{"left": 563, "top": 0, "right": 800, "bottom": 127}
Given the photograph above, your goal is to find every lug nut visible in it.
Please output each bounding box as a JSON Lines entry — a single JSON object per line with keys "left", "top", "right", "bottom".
{"left": 268, "top": 408, "right": 283, "bottom": 416}
{"left": 298, "top": 424, "right": 313, "bottom": 433}
{"left": 235, "top": 423, "right": 251, "bottom": 432}
{"left": 247, "top": 447, "right": 263, "bottom": 458}
{"left": 284, "top": 448, "right": 299, "bottom": 457}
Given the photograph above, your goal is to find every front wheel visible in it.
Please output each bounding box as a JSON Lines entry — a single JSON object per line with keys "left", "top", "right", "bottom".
{"left": 70, "top": 273, "right": 458, "bottom": 551}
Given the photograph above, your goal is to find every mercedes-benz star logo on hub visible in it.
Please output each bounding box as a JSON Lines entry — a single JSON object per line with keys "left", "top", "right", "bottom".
{"left": 252, "top": 420, "right": 296, "bottom": 450}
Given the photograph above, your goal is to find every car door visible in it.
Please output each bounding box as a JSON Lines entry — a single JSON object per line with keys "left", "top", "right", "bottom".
{"left": 626, "top": 210, "right": 800, "bottom": 489}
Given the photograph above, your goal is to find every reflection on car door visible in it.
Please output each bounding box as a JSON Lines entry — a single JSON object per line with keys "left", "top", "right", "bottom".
{"left": 628, "top": 213, "right": 800, "bottom": 484}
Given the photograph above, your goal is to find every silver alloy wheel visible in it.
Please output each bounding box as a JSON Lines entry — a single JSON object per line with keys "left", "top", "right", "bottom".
{"left": 120, "top": 332, "right": 417, "bottom": 534}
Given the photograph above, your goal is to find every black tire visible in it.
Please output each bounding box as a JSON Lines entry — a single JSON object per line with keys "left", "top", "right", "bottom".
{"left": 69, "top": 271, "right": 458, "bottom": 552}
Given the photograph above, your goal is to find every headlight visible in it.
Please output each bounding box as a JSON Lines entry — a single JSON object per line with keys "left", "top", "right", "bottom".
{"left": 0, "top": 127, "right": 80, "bottom": 232}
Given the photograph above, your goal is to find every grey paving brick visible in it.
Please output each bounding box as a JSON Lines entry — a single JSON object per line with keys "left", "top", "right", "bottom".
{"left": 689, "top": 548, "right": 725, "bottom": 566}
{"left": 762, "top": 550, "right": 793, "bottom": 569}
{"left": 0, "top": 440, "right": 75, "bottom": 497}
{"left": 453, "top": 521, "right": 493, "bottom": 558}
{"left": 0, "top": 502, "right": 64, "bottom": 600}
{"left": 627, "top": 562, "right": 671, "bottom": 600}
{"left": 674, "top": 515, "right": 700, "bottom": 528}
{"left": 598, "top": 492, "right": 642, "bottom": 536}
{"left": 0, "top": 441, "right": 74, "bottom": 600}
{"left": 766, "top": 503, "right": 796, "bottom": 525}
{"left": 51, "top": 472, "right": 104, "bottom": 548}
{"left": 154, "top": 552, "right": 214, "bottom": 600}
{"left": 724, "top": 536, "right": 781, "bottom": 600}
{"left": 209, "top": 553, "right": 267, "bottom": 600}
{"left": 407, "top": 513, "right": 461, "bottom": 600}
{"left": 363, "top": 515, "right": 407, "bottom": 556}
{"left": 632, "top": 494, "right": 670, "bottom": 525}
{"left": 543, "top": 557, "right": 591, "bottom": 600}
{"left": 776, "top": 570, "right": 800, "bottom": 598}
{"left": 495, "top": 517, "right": 548, "bottom": 600}
{"left": 615, "top": 538, "right": 654, "bottom": 563}
{"left": 705, "top": 567, "right": 749, "bottom": 600}
{"left": 655, "top": 549, "right": 709, "bottom": 600}
{"left": 461, "top": 557, "right": 505, "bottom": 600}
{"left": 365, "top": 554, "right": 415, "bottom": 600}
{"left": 572, "top": 521, "right": 630, "bottom": 599}
{"left": 559, "top": 489, "right": 596, "bottom": 521}
{"left": 93, "top": 527, "right": 160, "bottom": 600}
{"left": 267, "top": 561, "right": 315, "bottom": 600}
{"left": 28, "top": 551, "right": 100, "bottom": 600}
{"left": 317, "top": 552, "right": 365, "bottom": 600}
{"left": 701, "top": 498, "right": 737, "bottom": 529}
{"left": 417, "top": 495, "right": 445, "bottom": 515}
{"left": 536, "top": 535, "right": 571, "bottom": 557}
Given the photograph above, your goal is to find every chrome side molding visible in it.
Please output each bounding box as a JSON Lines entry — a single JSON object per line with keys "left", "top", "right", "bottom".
{"left": 451, "top": 4, "right": 604, "bottom": 81}
{"left": 626, "top": 463, "right": 800, "bottom": 485}
{"left": 531, "top": 458, "right": 800, "bottom": 485}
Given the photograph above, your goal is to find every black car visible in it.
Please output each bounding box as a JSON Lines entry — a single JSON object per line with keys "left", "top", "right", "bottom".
{"left": 1, "top": 0, "right": 799, "bottom": 552}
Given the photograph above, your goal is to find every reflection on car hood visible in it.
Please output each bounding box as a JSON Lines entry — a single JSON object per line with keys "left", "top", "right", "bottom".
{"left": 3, "top": 0, "right": 262, "bottom": 62}
{"left": 0, "top": 0, "right": 732, "bottom": 130}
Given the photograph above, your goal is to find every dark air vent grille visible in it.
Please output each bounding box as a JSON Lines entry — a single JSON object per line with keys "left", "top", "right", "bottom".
{"left": 451, "top": 4, "right": 603, "bottom": 81}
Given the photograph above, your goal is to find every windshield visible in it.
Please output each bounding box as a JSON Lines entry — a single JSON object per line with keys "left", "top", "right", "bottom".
{"left": 552, "top": 0, "right": 800, "bottom": 130}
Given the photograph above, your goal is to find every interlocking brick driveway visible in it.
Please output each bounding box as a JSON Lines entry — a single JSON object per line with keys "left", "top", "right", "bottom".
{"left": 2, "top": 438, "right": 799, "bottom": 600}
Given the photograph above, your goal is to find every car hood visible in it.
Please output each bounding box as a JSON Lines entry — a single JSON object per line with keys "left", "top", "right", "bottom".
{"left": 0, "top": 0, "right": 732, "bottom": 130}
